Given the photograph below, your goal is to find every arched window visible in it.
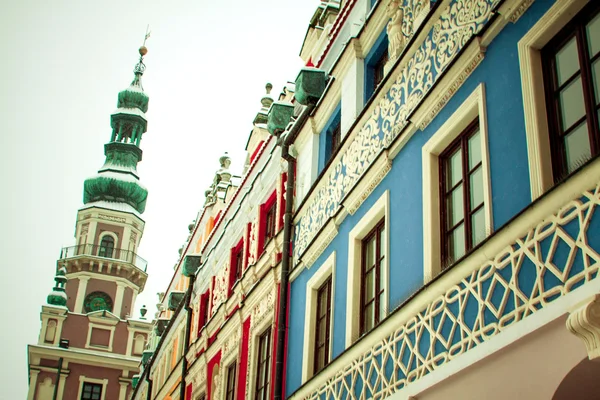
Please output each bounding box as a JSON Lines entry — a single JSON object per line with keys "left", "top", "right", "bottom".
{"left": 45, "top": 320, "right": 57, "bottom": 343}
{"left": 98, "top": 235, "right": 114, "bottom": 258}
{"left": 133, "top": 334, "right": 145, "bottom": 355}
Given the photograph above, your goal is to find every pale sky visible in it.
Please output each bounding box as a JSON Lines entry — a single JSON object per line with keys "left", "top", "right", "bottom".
{"left": 0, "top": 0, "right": 317, "bottom": 397}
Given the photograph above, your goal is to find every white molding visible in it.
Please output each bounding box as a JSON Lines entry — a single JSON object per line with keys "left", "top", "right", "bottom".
{"left": 77, "top": 375, "right": 109, "bottom": 400}
{"left": 518, "top": 0, "right": 588, "bottom": 200}
{"left": 411, "top": 39, "right": 485, "bottom": 131}
{"left": 342, "top": 151, "right": 392, "bottom": 215}
{"left": 421, "top": 83, "right": 493, "bottom": 283}
{"left": 300, "top": 220, "right": 339, "bottom": 271}
{"left": 302, "top": 251, "right": 336, "bottom": 383}
{"left": 345, "top": 190, "right": 389, "bottom": 346}
{"left": 86, "top": 323, "right": 116, "bottom": 352}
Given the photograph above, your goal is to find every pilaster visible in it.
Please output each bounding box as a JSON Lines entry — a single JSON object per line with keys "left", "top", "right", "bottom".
{"left": 74, "top": 276, "right": 90, "bottom": 313}
{"left": 114, "top": 281, "right": 126, "bottom": 318}
{"left": 27, "top": 370, "right": 39, "bottom": 400}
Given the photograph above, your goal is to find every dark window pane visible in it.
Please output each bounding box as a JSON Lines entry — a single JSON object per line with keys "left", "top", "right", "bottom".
{"left": 564, "top": 122, "right": 592, "bottom": 172}
{"left": 449, "top": 224, "right": 466, "bottom": 261}
{"left": 469, "top": 167, "right": 484, "bottom": 209}
{"left": 559, "top": 76, "right": 586, "bottom": 130}
{"left": 587, "top": 13, "right": 600, "bottom": 57}
{"left": 446, "top": 149, "right": 462, "bottom": 189}
{"left": 592, "top": 59, "right": 600, "bottom": 104}
{"left": 447, "top": 185, "right": 464, "bottom": 227}
{"left": 467, "top": 129, "right": 481, "bottom": 170}
{"left": 555, "top": 37, "right": 580, "bottom": 85}
{"left": 471, "top": 208, "right": 486, "bottom": 247}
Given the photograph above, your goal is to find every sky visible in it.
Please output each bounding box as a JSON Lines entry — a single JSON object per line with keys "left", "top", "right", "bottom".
{"left": 0, "top": 0, "right": 318, "bottom": 397}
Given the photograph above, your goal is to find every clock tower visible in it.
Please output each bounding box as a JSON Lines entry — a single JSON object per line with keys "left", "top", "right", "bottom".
{"left": 27, "top": 45, "right": 154, "bottom": 400}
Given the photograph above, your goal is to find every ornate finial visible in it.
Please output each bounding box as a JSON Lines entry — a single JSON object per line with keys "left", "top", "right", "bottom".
{"left": 140, "top": 305, "right": 148, "bottom": 319}
{"left": 133, "top": 26, "right": 151, "bottom": 77}
{"left": 266, "top": 83, "right": 273, "bottom": 95}
{"left": 219, "top": 152, "right": 232, "bottom": 169}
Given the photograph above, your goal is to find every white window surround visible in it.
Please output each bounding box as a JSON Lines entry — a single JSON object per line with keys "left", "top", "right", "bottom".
{"left": 98, "top": 231, "right": 119, "bottom": 247}
{"left": 518, "top": 0, "right": 589, "bottom": 200}
{"left": 422, "top": 83, "right": 493, "bottom": 283}
{"left": 77, "top": 376, "right": 108, "bottom": 400}
{"left": 345, "top": 190, "right": 389, "bottom": 347}
{"left": 247, "top": 317, "right": 273, "bottom": 400}
{"left": 85, "top": 323, "right": 116, "bottom": 352}
{"left": 302, "top": 251, "right": 336, "bottom": 383}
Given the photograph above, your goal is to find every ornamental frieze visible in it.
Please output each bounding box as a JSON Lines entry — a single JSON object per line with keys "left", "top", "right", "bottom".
{"left": 293, "top": 0, "right": 501, "bottom": 263}
{"left": 98, "top": 214, "right": 127, "bottom": 223}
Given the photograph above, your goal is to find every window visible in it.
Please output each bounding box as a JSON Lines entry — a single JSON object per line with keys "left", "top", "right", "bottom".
{"left": 314, "top": 277, "right": 332, "bottom": 374}
{"left": 81, "top": 382, "right": 102, "bottom": 400}
{"left": 265, "top": 202, "right": 277, "bottom": 244}
{"left": 365, "top": 30, "right": 390, "bottom": 102}
{"left": 254, "top": 329, "right": 271, "bottom": 400}
{"left": 360, "top": 220, "right": 386, "bottom": 335}
{"left": 373, "top": 50, "right": 389, "bottom": 90}
{"left": 318, "top": 104, "right": 342, "bottom": 171}
{"left": 422, "top": 84, "right": 492, "bottom": 282}
{"left": 439, "top": 119, "right": 485, "bottom": 266}
{"left": 98, "top": 235, "right": 114, "bottom": 258}
{"left": 229, "top": 239, "right": 244, "bottom": 294}
{"left": 542, "top": 1, "right": 600, "bottom": 180}
{"left": 198, "top": 290, "right": 210, "bottom": 334}
{"left": 303, "top": 251, "right": 336, "bottom": 382}
{"left": 346, "top": 190, "right": 389, "bottom": 346}
{"left": 225, "top": 362, "right": 237, "bottom": 400}
{"left": 519, "top": 0, "right": 593, "bottom": 199}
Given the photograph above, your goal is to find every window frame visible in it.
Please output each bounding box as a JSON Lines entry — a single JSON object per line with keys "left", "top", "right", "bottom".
{"left": 81, "top": 382, "right": 103, "bottom": 400}
{"left": 254, "top": 329, "right": 271, "bottom": 400}
{"left": 302, "top": 251, "right": 336, "bottom": 382}
{"left": 438, "top": 119, "right": 485, "bottom": 268}
{"left": 225, "top": 361, "right": 237, "bottom": 400}
{"left": 518, "top": 0, "right": 590, "bottom": 200}
{"left": 98, "top": 234, "right": 115, "bottom": 258}
{"left": 313, "top": 277, "right": 332, "bottom": 375}
{"left": 77, "top": 376, "right": 107, "bottom": 400}
{"left": 541, "top": 1, "right": 600, "bottom": 181}
{"left": 359, "top": 219, "right": 386, "bottom": 336}
{"left": 346, "top": 190, "right": 389, "bottom": 346}
{"left": 422, "top": 83, "right": 493, "bottom": 282}
{"left": 364, "top": 29, "right": 390, "bottom": 103}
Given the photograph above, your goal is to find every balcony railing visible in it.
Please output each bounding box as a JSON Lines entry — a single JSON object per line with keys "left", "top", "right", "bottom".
{"left": 60, "top": 244, "right": 148, "bottom": 272}
{"left": 290, "top": 162, "right": 600, "bottom": 400}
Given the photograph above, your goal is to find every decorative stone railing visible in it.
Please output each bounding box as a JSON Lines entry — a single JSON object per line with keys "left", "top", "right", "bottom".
{"left": 60, "top": 244, "right": 148, "bottom": 272}
{"left": 290, "top": 161, "right": 600, "bottom": 400}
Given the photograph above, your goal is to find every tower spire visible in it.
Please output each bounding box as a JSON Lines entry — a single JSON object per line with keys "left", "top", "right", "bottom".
{"left": 82, "top": 43, "right": 152, "bottom": 215}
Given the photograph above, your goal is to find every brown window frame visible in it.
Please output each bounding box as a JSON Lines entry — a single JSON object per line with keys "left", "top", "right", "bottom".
{"left": 225, "top": 362, "right": 237, "bottom": 400}
{"left": 313, "top": 277, "right": 332, "bottom": 375}
{"left": 359, "top": 219, "right": 386, "bottom": 336}
{"left": 439, "top": 119, "right": 483, "bottom": 268}
{"left": 254, "top": 329, "right": 271, "bottom": 400}
{"left": 373, "top": 49, "right": 389, "bottom": 90}
{"left": 81, "top": 382, "right": 103, "bottom": 400}
{"left": 542, "top": 1, "right": 600, "bottom": 181}
{"left": 265, "top": 202, "right": 277, "bottom": 245}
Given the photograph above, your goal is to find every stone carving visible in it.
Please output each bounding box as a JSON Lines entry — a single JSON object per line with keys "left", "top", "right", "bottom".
{"left": 299, "top": 179, "right": 600, "bottom": 400}
{"left": 248, "top": 221, "right": 258, "bottom": 266}
{"left": 567, "top": 295, "right": 600, "bottom": 361}
{"left": 294, "top": 0, "right": 501, "bottom": 264}
{"left": 387, "top": 1, "right": 406, "bottom": 60}
{"left": 98, "top": 214, "right": 126, "bottom": 223}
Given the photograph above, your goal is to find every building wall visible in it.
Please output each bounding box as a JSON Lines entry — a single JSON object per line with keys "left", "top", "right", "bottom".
{"left": 286, "top": 0, "right": 600, "bottom": 397}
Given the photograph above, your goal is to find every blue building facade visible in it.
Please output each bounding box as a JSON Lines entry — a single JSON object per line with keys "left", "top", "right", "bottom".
{"left": 284, "top": 0, "right": 600, "bottom": 399}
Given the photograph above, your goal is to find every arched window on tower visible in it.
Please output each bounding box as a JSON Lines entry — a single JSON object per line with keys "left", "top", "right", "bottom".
{"left": 98, "top": 235, "right": 115, "bottom": 258}
{"left": 45, "top": 320, "right": 57, "bottom": 343}
{"left": 133, "top": 334, "right": 145, "bottom": 355}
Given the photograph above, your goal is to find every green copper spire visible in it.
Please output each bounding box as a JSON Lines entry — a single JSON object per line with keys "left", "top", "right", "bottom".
{"left": 47, "top": 267, "right": 68, "bottom": 307}
{"left": 83, "top": 46, "right": 150, "bottom": 214}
